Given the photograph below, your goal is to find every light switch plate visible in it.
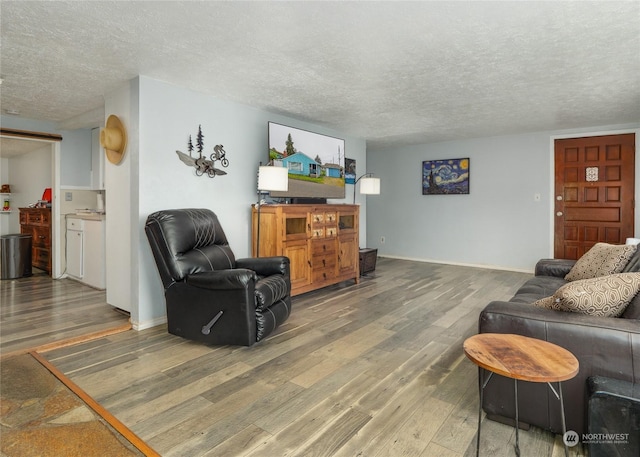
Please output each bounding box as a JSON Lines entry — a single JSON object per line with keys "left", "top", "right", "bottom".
{"left": 65, "top": 192, "right": 72, "bottom": 201}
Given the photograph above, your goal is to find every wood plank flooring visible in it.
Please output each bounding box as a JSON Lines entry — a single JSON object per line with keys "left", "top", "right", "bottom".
{"left": 0, "top": 271, "right": 130, "bottom": 356}
{"left": 18, "top": 259, "right": 586, "bottom": 456}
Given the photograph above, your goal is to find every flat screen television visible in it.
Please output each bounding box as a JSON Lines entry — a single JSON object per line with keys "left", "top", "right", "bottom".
{"left": 267, "top": 122, "right": 345, "bottom": 200}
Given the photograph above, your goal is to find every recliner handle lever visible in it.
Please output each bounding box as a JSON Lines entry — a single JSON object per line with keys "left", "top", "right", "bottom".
{"left": 201, "top": 311, "right": 224, "bottom": 335}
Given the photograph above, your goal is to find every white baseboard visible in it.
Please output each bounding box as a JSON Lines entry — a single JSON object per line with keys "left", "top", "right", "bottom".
{"left": 377, "top": 254, "right": 534, "bottom": 274}
{"left": 132, "top": 315, "right": 167, "bottom": 331}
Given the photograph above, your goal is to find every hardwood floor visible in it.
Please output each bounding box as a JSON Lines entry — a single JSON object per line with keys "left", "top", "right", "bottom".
{"left": 27, "top": 259, "right": 586, "bottom": 456}
{"left": 0, "top": 271, "right": 130, "bottom": 356}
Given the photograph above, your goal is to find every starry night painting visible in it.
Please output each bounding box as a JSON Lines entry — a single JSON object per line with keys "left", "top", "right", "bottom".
{"left": 422, "top": 158, "right": 470, "bottom": 195}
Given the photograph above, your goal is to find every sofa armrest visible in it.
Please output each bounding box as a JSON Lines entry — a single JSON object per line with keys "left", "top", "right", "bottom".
{"left": 237, "top": 256, "right": 290, "bottom": 277}
{"left": 534, "top": 259, "right": 576, "bottom": 277}
{"left": 186, "top": 269, "right": 257, "bottom": 290}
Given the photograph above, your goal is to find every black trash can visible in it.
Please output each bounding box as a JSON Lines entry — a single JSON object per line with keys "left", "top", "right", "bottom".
{"left": 0, "top": 234, "right": 33, "bottom": 279}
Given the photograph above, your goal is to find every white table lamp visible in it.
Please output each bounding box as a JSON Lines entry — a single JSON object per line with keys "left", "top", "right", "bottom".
{"left": 353, "top": 173, "right": 380, "bottom": 203}
{"left": 256, "top": 165, "right": 288, "bottom": 257}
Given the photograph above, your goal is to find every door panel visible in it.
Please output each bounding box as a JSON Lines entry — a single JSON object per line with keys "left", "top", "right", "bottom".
{"left": 554, "top": 134, "right": 635, "bottom": 259}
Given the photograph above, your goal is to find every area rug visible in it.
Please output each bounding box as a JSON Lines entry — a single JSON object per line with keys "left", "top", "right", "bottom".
{"left": 0, "top": 352, "right": 159, "bottom": 457}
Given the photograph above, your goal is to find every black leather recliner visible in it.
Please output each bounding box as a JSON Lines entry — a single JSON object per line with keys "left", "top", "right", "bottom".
{"left": 145, "top": 208, "right": 291, "bottom": 346}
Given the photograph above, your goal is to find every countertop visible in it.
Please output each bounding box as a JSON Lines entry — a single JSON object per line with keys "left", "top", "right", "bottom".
{"left": 66, "top": 213, "right": 106, "bottom": 221}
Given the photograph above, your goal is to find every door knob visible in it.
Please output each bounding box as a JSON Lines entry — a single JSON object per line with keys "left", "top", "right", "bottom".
{"left": 557, "top": 196, "right": 563, "bottom": 201}
{"left": 557, "top": 212, "right": 563, "bottom": 216}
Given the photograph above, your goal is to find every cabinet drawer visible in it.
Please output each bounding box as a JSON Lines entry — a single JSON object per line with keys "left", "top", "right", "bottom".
{"left": 26, "top": 211, "right": 48, "bottom": 225}
{"left": 33, "top": 247, "right": 50, "bottom": 268}
{"left": 66, "top": 218, "right": 84, "bottom": 230}
{"left": 26, "top": 212, "right": 41, "bottom": 224}
{"left": 312, "top": 267, "right": 337, "bottom": 282}
{"left": 325, "top": 226, "right": 337, "bottom": 237}
{"left": 32, "top": 228, "right": 50, "bottom": 247}
{"left": 312, "top": 254, "right": 336, "bottom": 270}
{"left": 311, "top": 240, "right": 336, "bottom": 255}
{"left": 312, "top": 226, "right": 338, "bottom": 238}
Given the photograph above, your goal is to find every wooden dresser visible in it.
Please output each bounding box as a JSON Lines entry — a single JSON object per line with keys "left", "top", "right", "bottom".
{"left": 252, "top": 204, "right": 359, "bottom": 296}
{"left": 19, "top": 207, "right": 51, "bottom": 274}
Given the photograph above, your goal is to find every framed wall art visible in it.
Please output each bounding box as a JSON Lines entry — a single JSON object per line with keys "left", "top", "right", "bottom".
{"left": 345, "top": 158, "right": 356, "bottom": 184}
{"left": 422, "top": 158, "right": 470, "bottom": 195}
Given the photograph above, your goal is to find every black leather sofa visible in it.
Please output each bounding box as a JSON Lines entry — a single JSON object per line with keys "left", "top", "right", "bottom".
{"left": 479, "top": 249, "right": 640, "bottom": 436}
{"left": 145, "top": 208, "right": 292, "bottom": 346}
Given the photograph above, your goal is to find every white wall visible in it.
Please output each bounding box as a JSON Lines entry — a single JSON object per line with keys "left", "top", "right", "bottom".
{"left": 106, "top": 76, "right": 367, "bottom": 328}
{"left": 104, "top": 79, "right": 137, "bottom": 317}
{"left": 367, "top": 124, "right": 640, "bottom": 272}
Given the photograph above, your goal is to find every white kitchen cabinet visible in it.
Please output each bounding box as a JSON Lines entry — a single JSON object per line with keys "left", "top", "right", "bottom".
{"left": 67, "top": 219, "right": 83, "bottom": 278}
{"left": 66, "top": 216, "right": 105, "bottom": 289}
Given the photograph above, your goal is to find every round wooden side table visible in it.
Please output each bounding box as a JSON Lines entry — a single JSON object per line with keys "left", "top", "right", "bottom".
{"left": 463, "top": 333, "right": 579, "bottom": 457}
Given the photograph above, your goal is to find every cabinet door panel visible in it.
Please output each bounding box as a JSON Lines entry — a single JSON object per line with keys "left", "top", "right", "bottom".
{"left": 67, "top": 230, "right": 83, "bottom": 278}
{"left": 338, "top": 234, "right": 358, "bottom": 275}
{"left": 284, "top": 214, "right": 309, "bottom": 241}
{"left": 283, "top": 240, "right": 310, "bottom": 289}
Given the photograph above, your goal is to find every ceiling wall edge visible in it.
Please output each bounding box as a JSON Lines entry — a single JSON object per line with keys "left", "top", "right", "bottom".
{"left": 56, "top": 106, "right": 105, "bottom": 131}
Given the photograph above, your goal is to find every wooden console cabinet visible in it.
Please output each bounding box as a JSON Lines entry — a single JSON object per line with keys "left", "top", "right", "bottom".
{"left": 19, "top": 207, "right": 51, "bottom": 274}
{"left": 252, "top": 204, "right": 359, "bottom": 296}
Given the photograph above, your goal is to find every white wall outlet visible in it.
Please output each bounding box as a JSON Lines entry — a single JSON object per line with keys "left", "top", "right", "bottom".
{"left": 380, "top": 236, "right": 385, "bottom": 244}
{"left": 65, "top": 192, "right": 73, "bottom": 201}
{"left": 534, "top": 193, "right": 541, "bottom": 202}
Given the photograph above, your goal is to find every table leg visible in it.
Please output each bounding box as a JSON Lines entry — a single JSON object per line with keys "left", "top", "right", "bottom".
{"left": 546, "top": 381, "right": 569, "bottom": 457}
{"left": 558, "top": 382, "right": 568, "bottom": 457}
{"left": 476, "top": 368, "right": 483, "bottom": 457}
{"left": 514, "top": 379, "right": 520, "bottom": 457}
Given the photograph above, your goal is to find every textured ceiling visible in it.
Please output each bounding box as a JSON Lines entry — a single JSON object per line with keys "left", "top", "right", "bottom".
{"left": 0, "top": 137, "right": 52, "bottom": 158}
{"left": 1, "top": 1, "right": 639, "bottom": 151}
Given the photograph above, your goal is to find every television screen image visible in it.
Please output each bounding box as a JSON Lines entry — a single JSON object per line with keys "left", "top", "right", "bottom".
{"left": 268, "top": 122, "right": 345, "bottom": 199}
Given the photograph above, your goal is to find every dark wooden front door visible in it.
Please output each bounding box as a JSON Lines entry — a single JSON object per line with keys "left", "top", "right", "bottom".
{"left": 554, "top": 134, "right": 635, "bottom": 259}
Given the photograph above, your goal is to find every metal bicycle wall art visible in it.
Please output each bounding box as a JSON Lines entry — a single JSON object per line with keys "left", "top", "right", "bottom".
{"left": 176, "top": 125, "right": 229, "bottom": 178}
{"left": 422, "top": 158, "right": 470, "bottom": 195}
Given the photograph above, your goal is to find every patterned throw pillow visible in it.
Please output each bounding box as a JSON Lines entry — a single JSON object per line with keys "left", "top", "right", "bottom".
{"left": 565, "top": 243, "right": 637, "bottom": 281}
{"left": 535, "top": 273, "right": 640, "bottom": 317}
{"left": 533, "top": 296, "right": 564, "bottom": 311}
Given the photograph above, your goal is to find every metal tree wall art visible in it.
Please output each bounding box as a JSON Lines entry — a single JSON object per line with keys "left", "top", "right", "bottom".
{"left": 176, "top": 125, "right": 229, "bottom": 178}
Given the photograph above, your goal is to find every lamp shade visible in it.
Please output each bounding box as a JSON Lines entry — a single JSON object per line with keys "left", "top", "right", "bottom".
{"left": 42, "top": 188, "right": 52, "bottom": 202}
{"left": 258, "top": 166, "right": 289, "bottom": 192}
{"left": 359, "top": 177, "right": 380, "bottom": 195}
